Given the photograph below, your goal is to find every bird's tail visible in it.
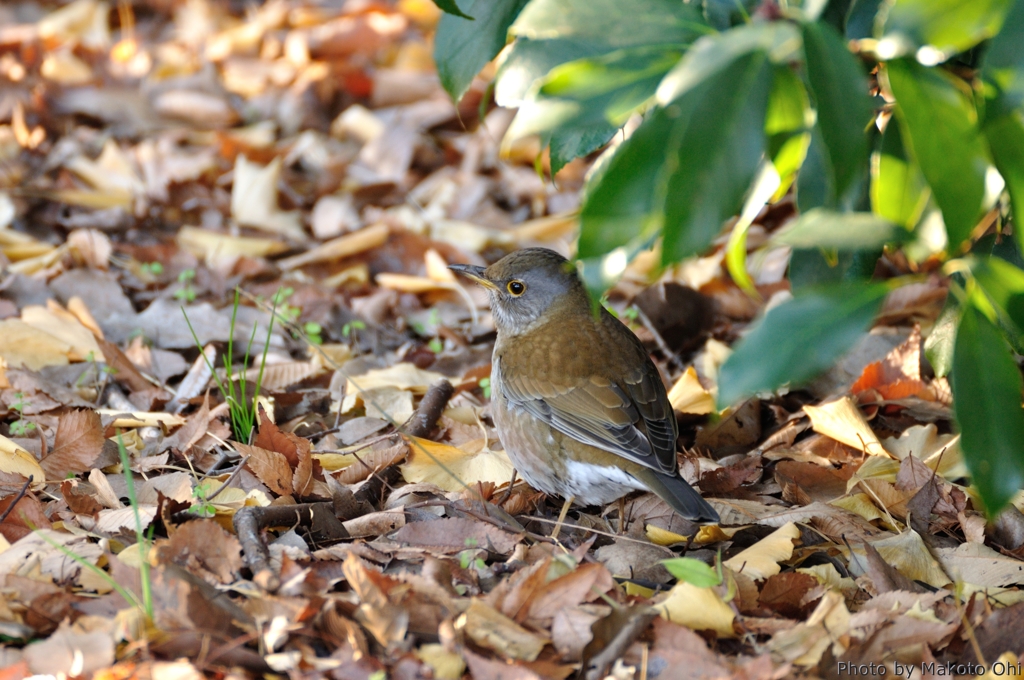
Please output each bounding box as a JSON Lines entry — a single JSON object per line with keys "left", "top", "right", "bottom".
{"left": 636, "top": 470, "right": 719, "bottom": 524}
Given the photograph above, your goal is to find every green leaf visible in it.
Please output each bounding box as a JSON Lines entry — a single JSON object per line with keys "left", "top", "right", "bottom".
{"left": 950, "top": 304, "right": 1024, "bottom": 515}
{"left": 984, "top": 0, "right": 1024, "bottom": 106}
{"left": 661, "top": 558, "right": 722, "bottom": 588}
{"left": 550, "top": 124, "right": 617, "bottom": 176}
{"left": 788, "top": 249, "right": 858, "bottom": 289}
{"left": 925, "top": 293, "right": 961, "bottom": 377}
{"left": 703, "top": 0, "right": 758, "bottom": 30}
{"left": 432, "top": 0, "right": 474, "bottom": 20}
{"left": 882, "top": 0, "right": 1015, "bottom": 57}
{"left": 656, "top": 22, "right": 801, "bottom": 106}
{"left": 870, "top": 117, "right": 930, "bottom": 228}
{"left": 765, "top": 67, "right": 811, "bottom": 200}
{"left": 771, "top": 209, "right": 898, "bottom": 250}
{"left": 886, "top": 58, "right": 988, "bottom": 248}
{"left": 508, "top": 47, "right": 683, "bottom": 139}
{"left": 765, "top": 66, "right": 809, "bottom": 136}
{"left": 973, "top": 256, "right": 1024, "bottom": 341}
{"left": 802, "top": 22, "right": 874, "bottom": 205}
{"left": 495, "top": 38, "right": 604, "bottom": 106}
{"left": 846, "top": 0, "right": 885, "bottom": 40}
{"left": 796, "top": 128, "right": 837, "bottom": 211}
{"left": 511, "top": 0, "right": 708, "bottom": 46}
{"left": 578, "top": 107, "right": 677, "bottom": 259}
{"left": 434, "top": 0, "right": 530, "bottom": 102}
{"left": 661, "top": 52, "right": 774, "bottom": 263}
{"left": 718, "top": 283, "right": 888, "bottom": 406}
{"left": 985, "top": 110, "right": 1024, "bottom": 253}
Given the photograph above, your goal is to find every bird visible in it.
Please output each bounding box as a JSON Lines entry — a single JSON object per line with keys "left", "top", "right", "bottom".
{"left": 450, "top": 247, "right": 719, "bottom": 525}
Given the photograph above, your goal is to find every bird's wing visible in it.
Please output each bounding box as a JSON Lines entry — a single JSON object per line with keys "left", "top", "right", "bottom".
{"left": 495, "top": 353, "right": 678, "bottom": 474}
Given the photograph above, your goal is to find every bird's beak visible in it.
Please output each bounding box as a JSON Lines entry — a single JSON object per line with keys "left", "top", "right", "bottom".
{"left": 448, "top": 263, "right": 498, "bottom": 290}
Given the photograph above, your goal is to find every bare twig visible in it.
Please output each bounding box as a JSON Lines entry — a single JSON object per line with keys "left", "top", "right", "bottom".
{"left": 0, "top": 476, "right": 33, "bottom": 524}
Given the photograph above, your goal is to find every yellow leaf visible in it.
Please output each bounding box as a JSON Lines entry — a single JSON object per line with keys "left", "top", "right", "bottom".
{"left": 230, "top": 156, "right": 305, "bottom": 240}
{"left": 94, "top": 410, "right": 186, "bottom": 428}
{"left": 646, "top": 525, "right": 691, "bottom": 546}
{"left": 848, "top": 530, "right": 951, "bottom": 588}
{"left": 279, "top": 223, "right": 389, "bottom": 270}
{"left": 342, "top": 364, "right": 447, "bottom": 413}
{"left": 767, "top": 591, "right": 850, "bottom": 666}
{"left": 21, "top": 304, "right": 103, "bottom": 362}
{"left": 655, "top": 581, "right": 736, "bottom": 637}
{"left": 668, "top": 367, "right": 715, "bottom": 415}
{"left": 0, "top": 435, "right": 46, "bottom": 489}
{"left": 723, "top": 522, "right": 800, "bottom": 580}
{"left": 178, "top": 226, "right": 288, "bottom": 262}
{"left": 804, "top": 397, "right": 887, "bottom": 455}
{"left": 401, "top": 436, "right": 515, "bottom": 492}
{"left": 830, "top": 493, "right": 886, "bottom": 523}
{"left": 0, "top": 319, "right": 73, "bottom": 370}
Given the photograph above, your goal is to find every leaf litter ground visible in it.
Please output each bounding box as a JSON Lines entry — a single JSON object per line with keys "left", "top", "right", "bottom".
{"left": 0, "top": 1, "right": 1023, "bottom": 678}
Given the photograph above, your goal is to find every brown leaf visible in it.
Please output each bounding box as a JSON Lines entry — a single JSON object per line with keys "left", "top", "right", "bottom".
{"left": 460, "top": 599, "right": 548, "bottom": 662}
{"left": 155, "top": 520, "right": 243, "bottom": 585}
{"left": 462, "top": 649, "right": 543, "bottom": 680}
{"left": 775, "top": 460, "right": 851, "bottom": 505}
{"left": 391, "top": 517, "right": 520, "bottom": 555}
{"left": 858, "top": 539, "right": 926, "bottom": 594}
{"left": 40, "top": 410, "right": 105, "bottom": 479}
{"left": 95, "top": 337, "right": 153, "bottom": 393}
{"left": 758, "top": 572, "right": 820, "bottom": 618}
{"left": 235, "top": 442, "right": 292, "bottom": 496}
{"left": 0, "top": 493, "right": 51, "bottom": 542}
{"left": 253, "top": 410, "right": 315, "bottom": 496}
{"left": 60, "top": 479, "right": 103, "bottom": 516}
{"left": 331, "top": 442, "right": 407, "bottom": 485}
{"left": 526, "top": 563, "right": 615, "bottom": 626}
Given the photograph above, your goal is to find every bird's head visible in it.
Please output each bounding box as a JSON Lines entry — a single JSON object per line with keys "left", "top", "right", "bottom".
{"left": 450, "top": 248, "right": 585, "bottom": 335}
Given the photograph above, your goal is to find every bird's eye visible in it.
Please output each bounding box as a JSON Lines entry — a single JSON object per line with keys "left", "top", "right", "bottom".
{"left": 507, "top": 280, "right": 526, "bottom": 296}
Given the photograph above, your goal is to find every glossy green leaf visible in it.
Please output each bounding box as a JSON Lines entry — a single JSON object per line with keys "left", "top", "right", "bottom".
{"left": 846, "top": 0, "right": 885, "bottom": 39}
{"left": 871, "top": 119, "right": 930, "bottom": 228}
{"left": 431, "top": 0, "right": 473, "bottom": 19}
{"left": 511, "top": 0, "right": 708, "bottom": 45}
{"left": 495, "top": 38, "right": 604, "bottom": 107}
{"left": 765, "top": 67, "right": 809, "bottom": 136}
{"left": 656, "top": 22, "right": 800, "bottom": 105}
{"left": 984, "top": 0, "right": 1024, "bottom": 106}
{"left": 883, "top": 0, "right": 1014, "bottom": 56}
{"left": 703, "top": 0, "right": 758, "bottom": 30}
{"left": 796, "top": 128, "right": 836, "bottom": 211}
{"left": 771, "top": 209, "right": 898, "bottom": 250}
{"left": 985, "top": 110, "right": 1024, "bottom": 253}
{"left": 508, "top": 48, "right": 683, "bottom": 139}
{"left": 435, "top": 0, "right": 530, "bottom": 102}
{"left": 973, "top": 256, "right": 1024, "bottom": 340}
{"left": 718, "top": 283, "right": 888, "bottom": 406}
{"left": 803, "top": 22, "right": 874, "bottom": 205}
{"left": 924, "top": 294, "right": 960, "bottom": 377}
{"left": 886, "top": 59, "right": 988, "bottom": 248}
{"left": 661, "top": 52, "right": 774, "bottom": 263}
{"left": 661, "top": 558, "right": 722, "bottom": 587}
{"left": 578, "top": 107, "right": 678, "bottom": 258}
{"left": 550, "top": 124, "right": 617, "bottom": 177}
{"left": 950, "top": 304, "right": 1024, "bottom": 515}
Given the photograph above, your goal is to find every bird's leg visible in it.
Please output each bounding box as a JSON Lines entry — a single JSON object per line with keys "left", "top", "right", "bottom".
{"left": 550, "top": 496, "right": 575, "bottom": 538}
{"left": 617, "top": 496, "right": 627, "bottom": 535}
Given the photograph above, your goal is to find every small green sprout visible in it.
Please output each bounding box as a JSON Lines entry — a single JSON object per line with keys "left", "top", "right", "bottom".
{"left": 478, "top": 377, "right": 491, "bottom": 399}
{"left": 140, "top": 261, "right": 164, "bottom": 276}
{"left": 9, "top": 392, "right": 35, "bottom": 436}
{"left": 173, "top": 269, "right": 197, "bottom": 302}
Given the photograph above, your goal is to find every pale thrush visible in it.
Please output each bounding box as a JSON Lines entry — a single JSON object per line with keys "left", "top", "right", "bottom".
{"left": 451, "top": 248, "right": 719, "bottom": 524}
